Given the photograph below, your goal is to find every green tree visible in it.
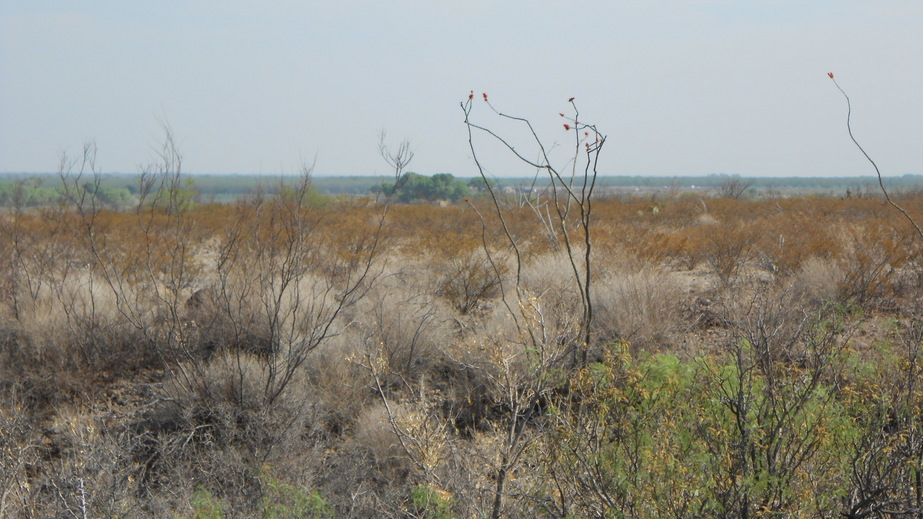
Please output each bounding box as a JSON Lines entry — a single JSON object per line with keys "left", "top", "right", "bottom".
{"left": 376, "top": 172, "right": 470, "bottom": 203}
{"left": 467, "top": 176, "right": 496, "bottom": 193}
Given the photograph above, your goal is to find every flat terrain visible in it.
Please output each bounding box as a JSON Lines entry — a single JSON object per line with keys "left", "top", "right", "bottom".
{"left": 2, "top": 182, "right": 923, "bottom": 517}
{"left": 3, "top": 172, "right": 923, "bottom": 204}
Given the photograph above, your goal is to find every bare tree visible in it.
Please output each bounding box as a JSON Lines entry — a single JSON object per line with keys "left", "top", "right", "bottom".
{"left": 458, "top": 92, "right": 606, "bottom": 518}
{"left": 714, "top": 177, "right": 754, "bottom": 200}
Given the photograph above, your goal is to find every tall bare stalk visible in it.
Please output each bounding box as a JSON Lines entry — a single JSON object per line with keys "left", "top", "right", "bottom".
{"left": 829, "top": 73, "right": 923, "bottom": 241}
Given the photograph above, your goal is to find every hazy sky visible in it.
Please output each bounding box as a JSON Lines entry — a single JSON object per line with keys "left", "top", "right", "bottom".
{"left": 2, "top": 1, "right": 922, "bottom": 178}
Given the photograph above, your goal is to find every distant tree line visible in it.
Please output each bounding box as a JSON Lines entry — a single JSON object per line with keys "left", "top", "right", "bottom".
{"left": 372, "top": 172, "right": 473, "bottom": 203}
{"left": 0, "top": 180, "right": 133, "bottom": 208}
{"left": 3, "top": 172, "right": 921, "bottom": 206}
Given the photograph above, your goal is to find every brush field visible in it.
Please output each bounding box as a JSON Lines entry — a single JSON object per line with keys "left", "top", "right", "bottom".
{"left": 2, "top": 186, "right": 923, "bottom": 518}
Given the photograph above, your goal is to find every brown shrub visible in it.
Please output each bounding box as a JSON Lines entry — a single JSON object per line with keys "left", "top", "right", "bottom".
{"left": 686, "top": 220, "right": 753, "bottom": 286}
{"left": 837, "top": 222, "right": 911, "bottom": 305}
{"left": 436, "top": 251, "right": 505, "bottom": 315}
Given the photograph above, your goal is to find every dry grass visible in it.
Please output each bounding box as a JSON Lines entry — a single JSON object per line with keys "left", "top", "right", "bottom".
{"left": 3, "top": 192, "right": 923, "bottom": 516}
{"left": 594, "top": 267, "right": 684, "bottom": 348}
{"left": 791, "top": 256, "right": 845, "bottom": 304}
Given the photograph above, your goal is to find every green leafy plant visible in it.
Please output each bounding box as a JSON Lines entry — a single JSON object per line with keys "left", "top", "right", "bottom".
{"left": 258, "top": 465, "right": 333, "bottom": 519}
{"left": 411, "top": 484, "right": 455, "bottom": 519}
{"left": 190, "top": 487, "right": 225, "bottom": 519}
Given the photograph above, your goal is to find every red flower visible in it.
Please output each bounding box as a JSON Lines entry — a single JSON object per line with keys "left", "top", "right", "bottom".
{"left": 469, "top": 91, "right": 474, "bottom": 100}
{"left": 584, "top": 131, "right": 589, "bottom": 136}
{"left": 828, "top": 72, "right": 834, "bottom": 78}
{"left": 559, "top": 113, "right": 565, "bottom": 117}
{"left": 482, "top": 92, "right": 488, "bottom": 101}
{"left": 568, "top": 97, "right": 575, "bottom": 102}
{"left": 464, "top": 198, "right": 470, "bottom": 203}
{"left": 563, "top": 124, "right": 571, "bottom": 130}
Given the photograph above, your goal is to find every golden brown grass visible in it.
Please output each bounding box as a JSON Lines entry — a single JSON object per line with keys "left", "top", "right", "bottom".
{"left": 3, "top": 192, "right": 923, "bottom": 516}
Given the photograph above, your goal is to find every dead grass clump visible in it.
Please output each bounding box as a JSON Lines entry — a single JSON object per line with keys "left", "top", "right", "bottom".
{"left": 791, "top": 256, "right": 845, "bottom": 305}
{"left": 520, "top": 252, "right": 584, "bottom": 329}
{"left": 305, "top": 339, "right": 375, "bottom": 438}
{"left": 1, "top": 296, "right": 159, "bottom": 417}
{"left": 315, "top": 400, "right": 445, "bottom": 515}
{"left": 353, "top": 403, "right": 412, "bottom": 477}
{"left": 696, "top": 211, "right": 720, "bottom": 227}
{"left": 353, "top": 281, "right": 447, "bottom": 386}
{"left": 594, "top": 268, "right": 684, "bottom": 348}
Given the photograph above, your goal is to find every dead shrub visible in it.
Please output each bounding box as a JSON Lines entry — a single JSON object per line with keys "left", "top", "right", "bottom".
{"left": 436, "top": 251, "right": 505, "bottom": 315}
{"left": 121, "top": 355, "right": 316, "bottom": 514}
{"left": 837, "top": 224, "right": 910, "bottom": 305}
{"left": 435, "top": 360, "right": 500, "bottom": 436}
{"left": 0, "top": 388, "right": 43, "bottom": 518}
{"left": 751, "top": 213, "right": 840, "bottom": 277}
{"left": 354, "top": 403, "right": 412, "bottom": 475}
{"left": 688, "top": 222, "right": 754, "bottom": 287}
{"left": 180, "top": 287, "right": 279, "bottom": 361}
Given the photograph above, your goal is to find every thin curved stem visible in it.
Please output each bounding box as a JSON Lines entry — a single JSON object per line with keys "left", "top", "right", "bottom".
{"left": 831, "top": 76, "right": 923, "bottom": 241}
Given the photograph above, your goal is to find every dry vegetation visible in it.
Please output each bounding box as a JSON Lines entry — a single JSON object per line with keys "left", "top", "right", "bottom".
{"left": 3, "top": 163, "right": 923, "bottom": 518}
{"left": 3, "top": 87, "right": 923, "bottom": 516}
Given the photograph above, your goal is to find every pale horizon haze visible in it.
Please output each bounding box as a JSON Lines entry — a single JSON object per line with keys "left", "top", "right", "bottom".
{"left": 2, "top": 1, "right": 922, "bottom": 178}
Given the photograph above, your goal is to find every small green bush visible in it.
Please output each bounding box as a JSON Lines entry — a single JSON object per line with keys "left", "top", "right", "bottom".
{"left": 411, "top": 484, "right": 454, "bottom": 519}
{"left": 190, "top": 487, "right": 225, "bottom": 519}
{"left": 259, "top": 466, "right": 333, "bottom": 519}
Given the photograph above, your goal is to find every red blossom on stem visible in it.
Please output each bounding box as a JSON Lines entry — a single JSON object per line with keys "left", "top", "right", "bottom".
{"left": 563, "top": 124, "right": 570, "bottom": 130}
{"left": 828, "top": 72, "right": 834, "bottom": 78}
{"left": 482, "top": 92, "right": 488, "bottom": 101}
{"left": 568, "top": 97, "right": 575, "bottom": 102}
{"left": 469, "top": 91, "right": 474, "bottom": 100}
{"left": 464, "top": 198, "right": 469, "bottom": 203}
{"left": 559, "top": 113, "right": 565, "bottom": 117}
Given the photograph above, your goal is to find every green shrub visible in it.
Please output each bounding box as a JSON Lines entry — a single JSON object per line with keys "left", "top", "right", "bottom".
{"left": 190, "top": 487, "right": 225, "bottom": 519}
{"left": 259, "top": 466, "right": 333, "bottom": 519}
{"left": 411, "top": 484, "right": 454, "bottom": 519}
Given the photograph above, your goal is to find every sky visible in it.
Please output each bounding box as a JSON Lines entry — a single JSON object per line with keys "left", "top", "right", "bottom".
{"left": 1, "top": 1, "right": 922, "bottom": 178}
